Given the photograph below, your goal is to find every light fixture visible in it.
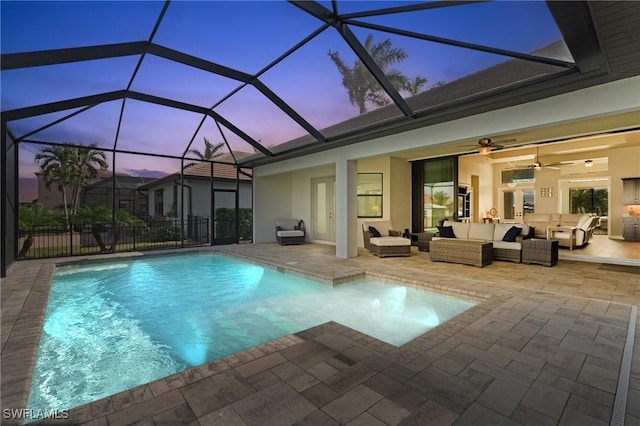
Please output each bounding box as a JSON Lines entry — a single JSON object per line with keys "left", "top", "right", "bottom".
{"left": 507, "top": 182, "right": 518, "bottom": 188}
{"left": 479, "top": 146, "right": 492, "bottom": 155}
{"left": 533, "top": 162, "right": 542, "bottom": 171}
{"left": 585, "top": 159, "right": 594, "bottom": 168}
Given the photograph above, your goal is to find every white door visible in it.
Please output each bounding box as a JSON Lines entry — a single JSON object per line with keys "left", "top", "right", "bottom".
{"left": 500, "top": 188, "right": 535, "bottom": 223}
{"left": 312, "top": 177, "right": 335, "bottom": 241}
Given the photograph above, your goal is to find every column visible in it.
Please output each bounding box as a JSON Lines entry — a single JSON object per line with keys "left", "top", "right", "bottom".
{"left": 335, "top": 159, "right": 358, "bottom": 258}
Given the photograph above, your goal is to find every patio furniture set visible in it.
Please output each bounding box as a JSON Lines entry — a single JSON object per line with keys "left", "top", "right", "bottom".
{"left": 362, "top": 220, "right": 560, "bottom": 267}
{"left": 278, "top": 218, "right": 565, "bottom": 267}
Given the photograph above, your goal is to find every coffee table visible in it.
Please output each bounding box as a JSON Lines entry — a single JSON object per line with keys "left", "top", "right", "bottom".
{"left": 429, "top": 239, "right": 493, "bottom": 267}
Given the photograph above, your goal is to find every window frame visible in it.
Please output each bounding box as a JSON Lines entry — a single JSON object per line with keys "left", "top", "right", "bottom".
{"left": 357, "top": 173, "right": 383, "bottom": 218}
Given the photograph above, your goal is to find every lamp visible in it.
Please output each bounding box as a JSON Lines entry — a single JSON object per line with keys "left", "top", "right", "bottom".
{"left": 478, "top": 146, "right": 491, "bottom": 155}
{"left": 584, "top": 159, "right": 594, "bottom": 168}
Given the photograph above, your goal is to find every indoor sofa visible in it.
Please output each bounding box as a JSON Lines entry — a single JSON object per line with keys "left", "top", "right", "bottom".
{"left": 362, "top": 221, "right": 411, "bottom": 257}
{"left": 523, "top": 213, "right": 598, "bottom": 248}
{"left": 430, "top": 220, "right": 532, "bottom": 263}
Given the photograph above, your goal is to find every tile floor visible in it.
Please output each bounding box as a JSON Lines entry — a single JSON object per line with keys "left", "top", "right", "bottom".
{"left": 1, "top": 243, "right": 639, "bottom": 426}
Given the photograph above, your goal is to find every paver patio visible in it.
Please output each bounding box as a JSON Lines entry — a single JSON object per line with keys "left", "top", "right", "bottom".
{"left": 1, "top": 243, "right": 638, "bottom": 425}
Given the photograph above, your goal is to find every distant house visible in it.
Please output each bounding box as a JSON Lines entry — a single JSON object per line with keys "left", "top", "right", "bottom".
{"left": 138, "top": 152, "right": 253, "bottom": 220}
{"left": 81, "top": 175, "right": 155, "bottom": 217}
{"left": 36, "top": 168, "right": 153, "bottom": 216}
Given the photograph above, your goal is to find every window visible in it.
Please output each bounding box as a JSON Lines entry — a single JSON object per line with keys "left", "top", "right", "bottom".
{"left": 502, "top": 168, "right": 534, "bottom": 184}
{"left": 570, "top": 187, "right": 608, "bottom": 215}
{"left": 411, "top": 157, "right": 458, "bottom": 231}
{"left": 357, "top": 173, "right": 382, "bottom": 218}
{"left": 154, "top": 189, "right": 164, "bottom": 216}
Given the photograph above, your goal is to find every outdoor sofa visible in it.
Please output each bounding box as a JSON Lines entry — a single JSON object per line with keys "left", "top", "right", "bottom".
{"left": 362, "top": 221, "right": 411, "bottom": 257}
{"left": 427, "top": 220, "right": 532, "bottom": 263}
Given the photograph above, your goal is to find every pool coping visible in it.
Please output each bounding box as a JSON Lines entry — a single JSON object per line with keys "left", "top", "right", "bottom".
{"left": 2, "top": 244, "right": 638, "bottom": 425}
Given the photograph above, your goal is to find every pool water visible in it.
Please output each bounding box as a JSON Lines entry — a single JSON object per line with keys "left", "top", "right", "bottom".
{"left": 27, "top": 253, "right": 475, "bottom": 412}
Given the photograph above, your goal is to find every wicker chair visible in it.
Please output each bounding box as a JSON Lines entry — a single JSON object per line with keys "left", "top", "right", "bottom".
{"left": 275, "top": 219, "right": 305, "bottom": 245}
{"left": 361, "top": 221, "right": 411, "bottom": 257}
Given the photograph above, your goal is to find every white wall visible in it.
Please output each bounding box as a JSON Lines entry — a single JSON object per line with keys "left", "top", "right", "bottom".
{"left": 253, "top": 173, "right": 293, "bottom": 243}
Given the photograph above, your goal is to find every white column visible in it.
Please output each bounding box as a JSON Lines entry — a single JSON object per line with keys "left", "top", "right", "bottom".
{"left": 335, "top": 159, "right": 358, "bottom": 258}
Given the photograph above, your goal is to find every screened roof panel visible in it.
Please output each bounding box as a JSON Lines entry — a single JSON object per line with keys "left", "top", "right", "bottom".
{"left": 351, "top": 1, "right": 572, "bottom": 62}
{"left": 16, "top": 101, "right": 123, "bottom": 150}
{"left": 349, "top": 26, "right": 571, "bottom": 102}
{"left": 0, "top": 1, "right": 161, "bottom": 53}
{"left": 213, "top": 121, "right": 268, "bottom": 160}
{"left": 8, "top": 108, "right": 86, "bottom": 141}
{"left": 129, "top": 56, "right": 241, "bottom": 108}
{"left": 113, "top": 152, "right": 179, "bottom": 178}
{"left": 117, "top": 100, "right": 205, "bottom": 157}
{"left": 214, "top": 85, "right": 311, "bottom": 149}
{"left": 154, "top": 1, "right": 322, "bottom": 74}
{"left": 1, "top": 57, "right": 138, "bottom": 110}
{"left": 260, "top": 26, "right": 404, "bottom": 131}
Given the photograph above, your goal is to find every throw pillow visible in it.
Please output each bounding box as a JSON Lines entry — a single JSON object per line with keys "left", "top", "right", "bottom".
{"left": 437, "top": 225, "right": 455, "bottom": 238}
{"left": 368, "top": 226, "right": 381, "bottom": 237}
{"left": 502, "top": 226, "right": 521, "bottom": 242}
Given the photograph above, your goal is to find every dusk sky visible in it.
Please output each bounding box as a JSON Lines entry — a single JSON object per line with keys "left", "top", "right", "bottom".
{"left": 1, "top": 0, "right": 567, "bottom": 201}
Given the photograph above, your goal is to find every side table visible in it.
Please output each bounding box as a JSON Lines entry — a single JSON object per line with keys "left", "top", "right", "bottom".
{"left": 522, "top": 238, "right": 558, "bottom": 267}
{"left": 416, "top": 232, "right": 434, "bottom": 252}
{"left": 546, "top": 226, "right": 576, "bottom": 250}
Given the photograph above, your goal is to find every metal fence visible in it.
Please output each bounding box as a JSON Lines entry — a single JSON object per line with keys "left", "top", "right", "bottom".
{"left": 18, "top": 217, "right": 210, "bottom": 260}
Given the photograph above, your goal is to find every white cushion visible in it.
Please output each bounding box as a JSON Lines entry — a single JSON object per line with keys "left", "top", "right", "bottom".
{"left": 363, "top": 221, "right": 391, "bottom": 236}
{"left": 443, "top": 220, "right": 470, "bottom": 239}
{"left": 277, "top": 230, "right": 304, "bottom": 238}
{"left": 468, "top": 223, "right": 494, "bottom": 241}
{"left": 370, "top": 237, "right": 411, "bottom": 247}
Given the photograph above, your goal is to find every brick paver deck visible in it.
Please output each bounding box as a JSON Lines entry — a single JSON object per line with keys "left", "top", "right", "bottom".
{"left": 1, "top": 244, "right": 638, "bottom": 425}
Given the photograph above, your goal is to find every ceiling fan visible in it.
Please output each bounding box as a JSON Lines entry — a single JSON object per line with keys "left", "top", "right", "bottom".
{"left": 460, "top": 137, "right": 515, "bottom": 155}
{"left": 527, "top": 146, "right": 562, "bottom": 171}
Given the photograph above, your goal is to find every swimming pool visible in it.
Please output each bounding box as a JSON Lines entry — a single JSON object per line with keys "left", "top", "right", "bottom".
{"left": 27, "top": 252, "right": 475, "bottom": 412}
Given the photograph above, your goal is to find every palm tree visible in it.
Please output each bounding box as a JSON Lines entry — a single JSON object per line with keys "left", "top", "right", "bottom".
{"left": 328, "top": 34, "right": 428, "bottom": 114}
{"left": 35, "top": 144, "right": 108, "bottom": 228}
{"left": 186, "top": 137, "right": 225, "bottom": 167}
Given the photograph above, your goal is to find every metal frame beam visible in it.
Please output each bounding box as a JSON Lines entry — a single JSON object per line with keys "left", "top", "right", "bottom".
{"left": 546, "top": 1, "right": 606, "bottom": 74}
{"left": 1, "top": 42, "right": 148, "bottom": 70}
{"left": 341, "top": 1, "right": 488, "bottom": 19}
